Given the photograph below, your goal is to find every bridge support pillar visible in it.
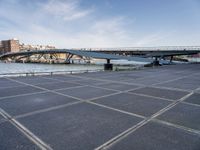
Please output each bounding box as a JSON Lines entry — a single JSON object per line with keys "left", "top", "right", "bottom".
{"left": 152, "top": 57, "right": 161, "bottom": 66}
{"left": 65, "top": 59, "right": 71, "bottom": 64}
{"left": 170, "top": 56, "right": 173, "bottom": 63}
{"left": 104, "top": 59, "right": 113, "bottom": 71}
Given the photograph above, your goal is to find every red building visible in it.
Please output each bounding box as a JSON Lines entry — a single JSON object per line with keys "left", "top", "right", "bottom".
{"left": 0, "top": 39, "right": 20, "bottom": 54}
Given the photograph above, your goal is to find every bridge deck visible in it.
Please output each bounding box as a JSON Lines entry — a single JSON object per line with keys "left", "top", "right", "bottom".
{"left": 1, "top": 49, "right": 200, "bottom": 64}
{"left": 0, "top": 64, "right": 200, "bottom": 150}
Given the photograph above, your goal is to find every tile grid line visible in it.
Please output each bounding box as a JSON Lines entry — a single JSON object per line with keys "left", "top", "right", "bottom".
{"left": 4, "top": 77, "right": 84, "bottom": 101}
{"left": 60, "top": 70, "right": 199, "bottom": 92}
{"left": 122, "top": 70, "right": 189, "bottom": 84}
{"left": 2, "top": 76, "right": 165, "bottom": 107}
{"left": 72, "top": 68, "right": 173, "bottom": 81}
{"left": 3, "top": 73, "right": 197, "bottom": 122}
{"left": 41, "top": 74, "right": 144, "bottom": 87}
{"left": 181, "top": 101, "right": 200, "bottom": 107}
{"left": 5, "top": 75, "right": 200, "bottom": 136}
{"left": 94, "top": 91, "right": 196, "bottom": 150}
{"left": 0, "top": 108, "right": 52, "bottom": 150}
{"left": 5, "top": 76, "right": 174, "bottom": 105}
{"left": 85, "top": 71, "right": 199, "bottom": 91}
{"left": 0, "top": 84, "right": 89, "bottom": 101}
{"left": 0, "top": 91, "right": 48, "bottom": 101}
{"left": 5, "top": 87, "right": 152, "bottom": 120}
{"left": 41, "top": 73, "right": 191, "bottom": 101}
{"left": 14, "top": 101, "right": 83, "bottom": 119}
{"left": 42, "top": 76, "right": 193, "bottom": 105}
{"left": 152, "top": 119, "right": 200, "bottom": 135}
{"left": 12, "top": 89, "right": 131, "bottom": 120}
{"left": 0, "top": 84, "right": 26, "bottom": 90}
{"left": 71, "top": 69, "right": 188, "bottom": 84}
{"left": 0, "top": 77, "right": 171, "bottom": 121}
{"left": 0, "top": 77, "right": 173, "bottom": 122}
{"left": 0, "top": 77, "right": 149, "bottom": 150}
{"left": 12, "top": 91, "right": 123, "bottom": 120}
{"left": 4, "top": 71, "right": 198, "bottom": 117}
{"left": 152, "top": 72, "right": 200, "bottom": 86}
{"left": 125, "top": 92, "right": 174, "bottom": 102}
{"left": 41, "top": 76, "right": 191, "bottom": 103}
{"left": 150, "top": 85, "right": 192, "bottom": 92}
{"left": 0, "top": 73, "right": 199, "bottom": 150}
{"left": 1, "top": 70, "right": 198, "bottom": 150}
{"left": 194, "top": 86, "right": 200, "bottom": 92}
{"left": 6, "top": 75, "right": 147, "bottom": 101}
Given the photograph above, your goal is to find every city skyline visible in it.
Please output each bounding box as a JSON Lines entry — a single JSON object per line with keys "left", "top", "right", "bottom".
{"left": 0, "top": 0, "right": 200, "bottom": 48}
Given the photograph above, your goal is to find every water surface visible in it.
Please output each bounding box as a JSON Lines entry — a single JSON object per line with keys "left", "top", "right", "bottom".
{"left": 0, "top": 63, "right": 103, "bottom": 75}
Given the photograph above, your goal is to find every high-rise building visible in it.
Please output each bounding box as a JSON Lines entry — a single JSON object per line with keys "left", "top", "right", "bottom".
{"left": 0, "top": 38, "right": 20, "bottom": 54}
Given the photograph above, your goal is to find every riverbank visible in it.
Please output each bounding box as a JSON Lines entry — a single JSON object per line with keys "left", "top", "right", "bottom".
{"left": 0, "top": 62, "right": 144, "bottom": 77}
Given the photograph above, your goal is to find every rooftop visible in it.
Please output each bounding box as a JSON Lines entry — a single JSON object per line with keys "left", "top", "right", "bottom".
{"left": 0, "top": 64, "right": 200, "bottom": 150}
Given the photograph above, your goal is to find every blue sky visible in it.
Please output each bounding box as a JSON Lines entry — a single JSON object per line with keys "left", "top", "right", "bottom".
{"left": 0, "top": 0, "right": 200, "bottom": 48}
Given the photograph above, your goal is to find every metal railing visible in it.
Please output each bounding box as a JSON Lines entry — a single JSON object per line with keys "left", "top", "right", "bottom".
{"left": 78, "top": 46, "right": 200, "bottom": 51}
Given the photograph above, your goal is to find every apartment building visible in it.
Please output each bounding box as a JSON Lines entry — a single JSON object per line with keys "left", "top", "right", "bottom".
{"left": 0, "top": 39, "right": 20, "bottom": 54}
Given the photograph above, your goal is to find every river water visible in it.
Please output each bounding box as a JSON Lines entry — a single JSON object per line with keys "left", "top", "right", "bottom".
{"left": 0, "top": 58, "right": 198, "bottom": 76}
{"left": 0, "top": 63, "right": 104, "bottom": 75}
{"left": 0, "top": 59, "right": 147, "bottom": 75}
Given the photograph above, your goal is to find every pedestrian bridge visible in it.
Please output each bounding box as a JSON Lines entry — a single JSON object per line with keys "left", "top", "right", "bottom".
{"left": 0, "top": 49, "right": 153, "bottom": 63}
{"left": 0, "top": 49, "right": 199, "bottom": 67}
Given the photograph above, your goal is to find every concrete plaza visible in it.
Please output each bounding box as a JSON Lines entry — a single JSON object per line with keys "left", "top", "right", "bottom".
{"left": 0, "top": 64, "right": 200, "bottom": 150}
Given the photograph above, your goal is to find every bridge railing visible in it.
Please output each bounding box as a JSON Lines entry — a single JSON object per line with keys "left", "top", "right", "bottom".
{"left": 78, "top": 46, "right": 200, "bottom": 51}
{"left": 0, "top": 69, "right": 103, "bottom": 77}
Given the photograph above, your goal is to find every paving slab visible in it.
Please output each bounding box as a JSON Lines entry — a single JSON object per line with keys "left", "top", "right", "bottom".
{"left": 17, "top": 102, "right": 143, "bottom": 150}
{"left": 46, "top": 75, "right": 83, "bottom": 81}
{"left": 0, "top": 120, "right": 5, "bottom": 124}
{"left": 0, "top": 92, "right": 78, "bottom": 116}
{"left": 184, "top": 93, "right": 200, "bottom": 105}
{"left": 192, "top": 74, "right": 200, "bottom": 79}
{"left": 102, "top": 75, "right": 141, "bottom": 81}
{"left": 35, "top": 81, "right": 81, "bottom": 90}
{"left": 196, "top": 89, "right": 200, "bottom": 93}
{"left": 70, "top": 79, "right": 109, "bottom": 86}
{"left": 93, "top": 93, "right": 171, "bottom": 117}
{"left": 130, "top": 87, "right": 189, "bottom": 100}
{"left": 111, "top": 73, "right": 142, "bottom": 79}
{"left": 0, "top": 114, "right": 5, "bottom": 123}
{"left": 157, "top": 78, "right": 200, "bottom": 90}
{"left": 75, "top": 71, "right": 119, "bottom": 78}
{"left": 11, "top": 76, "right": 56, "bottom": 85}
{"left": 56, "top": 86, "right": 117, "bottom": 100}
{"left": 124, "top": 77, "right": 163, "bottom": 85}
{"left": 0, "top": 86, "right": 43, "bottom": 98}
{"left": 157, "top": 103, "right": 200, "bottom": 130}
{"left": 108, "top": 121, "right": 200, "bottom": 150}
{"left": 96, "top": 82, "right": 140, "bottom": 91}
{"left": 0, "top": 78, "right": 11, "bottom": 82}
{"left": 0, "top": 80, "right": 24, "bottom": 89}
{"left": 0, "top": 122, "right": 39, "bottom": 150}
{"left": 125, "top": 74, "right": 179, "bottom": 85}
